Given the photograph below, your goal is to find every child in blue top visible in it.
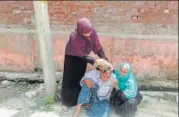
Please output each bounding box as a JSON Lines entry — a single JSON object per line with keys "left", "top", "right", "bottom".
{"left": 110, "top": 62, "right": 143, "bottom": 117}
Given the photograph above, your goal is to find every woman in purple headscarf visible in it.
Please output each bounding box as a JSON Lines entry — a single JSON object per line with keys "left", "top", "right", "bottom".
{"left": 61, "top": 18, "right": 108, "bottom": 108}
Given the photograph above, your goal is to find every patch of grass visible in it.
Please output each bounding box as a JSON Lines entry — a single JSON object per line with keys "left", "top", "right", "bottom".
{"left": 36, "top": 95, "right": 55, "bottom": 106}
{"left": 35, "top": 94, "right": 59, "bottom": 111}
{"left": 44, "top": 95, "right": 56, "bottom": 105}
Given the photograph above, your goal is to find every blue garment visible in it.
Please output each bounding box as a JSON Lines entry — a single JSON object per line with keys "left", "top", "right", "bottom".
{"left": 79, "top": 69, "right": 115, "bottom": 101}
{"left": 77, "top": 84, "right": 111, "bottom": 117}
{"left": 86, "top": 100, "right": 111, "bottom": 117}
{"left": 113, "top": 62, "right": 138, "bottom": 99}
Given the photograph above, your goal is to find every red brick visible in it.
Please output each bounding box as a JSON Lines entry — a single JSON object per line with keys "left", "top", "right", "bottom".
{"left": 47, "top": 1, "right": 178, "bottom": 26}
{"left": 0, "top": 1, "right": 177, "bottom": 81}
{"left": 0, "top": 1, "right": 177, "bottom": 27}
{"left": 53, "top": 35, "right": 69, "bottom": 71}
{"left": 112, "top": 38, "right": 178, "bottom": 80}
{"left": 86, "top": 36, "right": 113, "bottom": 71}
{"left": 34, "top": 34, "right": 114, "bottom": 72}
{"left": 0, "top": 34, "right": 35, "bottom": 72}
{"left": 33, "top": 34, "right": 69, "bottom": 72}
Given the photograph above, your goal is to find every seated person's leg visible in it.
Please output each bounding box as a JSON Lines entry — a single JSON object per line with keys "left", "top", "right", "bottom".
{"left": 110, "top": 88, "right": 128, "bottom": 106}
{"left": 77, "top": 84, "right": 91, "bottom": 104}
{"left": 116, "top": 90, "right": 128, "bottom": 103}
{"left": 135, "top": 91, "right": 143, "bottom": 105}
{"left": 87, "top": 99, "right": 111, "bottom": 117}
{"left": 110, "top": 89, "right": 139, "bottom": 117}
{"left": 73, "top": 84, "right": 91, "bottom": 117}
{"left": 119, "top": 91, "right": 142, "bottom": 117}
{"left": 78, "top": 85, "right": 111, "bottom": 117}
{"left": 73, "top": 104, "right": 82, "bottom": 117}
{"left": 113, "top": 98, "right": 137, "bottom": 117}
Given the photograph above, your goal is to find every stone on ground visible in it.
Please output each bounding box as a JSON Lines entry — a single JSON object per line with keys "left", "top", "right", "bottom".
{"left": 1, "top": 80, "right": 11, "bottom": 86}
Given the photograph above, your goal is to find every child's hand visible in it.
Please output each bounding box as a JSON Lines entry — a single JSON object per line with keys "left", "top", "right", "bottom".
{"left": 83, "top": 79, "right": 95, "bottom": 88}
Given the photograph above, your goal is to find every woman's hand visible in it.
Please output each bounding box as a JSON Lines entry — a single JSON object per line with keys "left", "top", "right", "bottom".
{"left": 94, "top": 59, "right": 113, "bottom": 71}
{"left": 83, "top": 79, "right": 95, "bottom": 88}
{"left": 113, "top": 79, "right": 119, "bottom": 90}
{"left": 93, "top": 59, "right": 106, "bottom": 69}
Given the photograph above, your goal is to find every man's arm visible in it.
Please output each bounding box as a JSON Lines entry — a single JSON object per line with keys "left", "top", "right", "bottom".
{"left": 82, "top": 79, "right": 95, "bottom": 88}
{"left": 80, "top": 70, "right": 98, "bottom": 88}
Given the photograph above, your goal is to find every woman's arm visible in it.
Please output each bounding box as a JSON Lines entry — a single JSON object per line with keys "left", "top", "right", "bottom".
{"left": 113, "top": 79, "right": 119, "bottom": 90}
{"left": 78, "top": 56, "right": 95, "bottom": 65}
{"left": 92, "top": 29, "right": 108, "bottom": 60}
{"left": 97, "top": 48, "right": 108, "bottom": 61}
{"left": 112, "top": 74, "right": 119, "bottom": 90}
{"left": 123, "top": 78, "right": 138, "bottom": 99}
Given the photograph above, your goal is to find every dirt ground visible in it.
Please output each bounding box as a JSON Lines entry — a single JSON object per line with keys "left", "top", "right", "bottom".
{"left": 0, "top": 81, "right": 178, "bottom": 117}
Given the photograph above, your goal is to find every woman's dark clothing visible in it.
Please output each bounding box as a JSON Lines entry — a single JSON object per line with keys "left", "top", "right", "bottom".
{"left": 65, "top": 28, "right": 102, "bottom": 57}
{"left": 61, "top": 55, "right": 87, "bottom": 107}
{"left": 61, "top": 48, "right": 107, "bottom": 107}
{"left": 61, "top": 18, "right": 108, "bottom": 107}
{"left": 110, "top": 88, "right": 143, "bottom": 117}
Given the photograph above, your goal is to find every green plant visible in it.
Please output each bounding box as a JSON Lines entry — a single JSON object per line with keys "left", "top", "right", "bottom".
{"left": 44, "top": 95, "right": 56, "bottom": 105}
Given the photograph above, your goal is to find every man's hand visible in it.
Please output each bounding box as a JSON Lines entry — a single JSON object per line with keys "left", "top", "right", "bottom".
{"left": 83, "top": 79, "right": 95, "bottom": 88}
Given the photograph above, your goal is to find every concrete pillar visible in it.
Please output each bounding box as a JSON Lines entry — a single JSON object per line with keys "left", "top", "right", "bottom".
{"left": 33, "top": 1, "right": 56, "bottom": 96}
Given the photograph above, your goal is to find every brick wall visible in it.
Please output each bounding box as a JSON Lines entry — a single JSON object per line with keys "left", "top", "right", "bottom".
{"left": 0, "top": 1, "right": 178, "bottom": 32}
{"left": 0, "top": 1, "right": 178, "bottom": 80}
{"left": 48, "top": 1, "right": 178, "bottom": 24}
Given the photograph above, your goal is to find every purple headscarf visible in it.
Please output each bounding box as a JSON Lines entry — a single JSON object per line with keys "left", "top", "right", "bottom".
{"left": 65, "top": 18, "right": 102, "bottom": 57}
{"left": 77, "top": 18, "right": 92, "bottom": 34}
